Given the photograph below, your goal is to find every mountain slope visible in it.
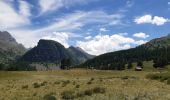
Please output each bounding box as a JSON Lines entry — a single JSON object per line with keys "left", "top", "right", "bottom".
{"left": 21, "top": 39, "right": 70, "bottom": 63}
{"left": 0, "top": 31, "right": 26, "bottom": 63}
{"left": 67, "top": 46, "right": 94, "bottom": 64}
{"left": 21, "top": 39, "right": 93, "bottom": 65}
{"left": 80, "top": 34, "right": 170, "bottom": 69}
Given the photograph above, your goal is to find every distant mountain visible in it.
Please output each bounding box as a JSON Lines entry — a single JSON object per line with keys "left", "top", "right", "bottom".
{"left": 67, "top": 46, "right": 95, "bottom": 64}
{"left": 80, "top": 34, "right": 170, "bottom": 70}
{"left": 0, "top": 31, "right": 26, "bottom": 63}
{"left": 21, "top": 39, "right": 94, "bottom": 65}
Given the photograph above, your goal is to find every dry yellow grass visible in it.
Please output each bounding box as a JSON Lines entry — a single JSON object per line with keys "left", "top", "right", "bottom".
{"left": 0, "top": 69, "right": 170, "bottom": 100}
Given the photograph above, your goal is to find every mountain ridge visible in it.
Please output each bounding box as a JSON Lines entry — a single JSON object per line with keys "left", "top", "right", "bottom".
{"left": 0, "top": 31, "right": 26, "bottom": 63}
{"left": 21, "top": 39, "right": 94, "bottom": 65}
{"left": 80, "top": 34, "right": 170, "bottom": 69}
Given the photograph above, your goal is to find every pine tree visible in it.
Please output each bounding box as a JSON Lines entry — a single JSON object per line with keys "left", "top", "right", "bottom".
{"left": 127, "top": 62, "right": 133, "bottom": 69}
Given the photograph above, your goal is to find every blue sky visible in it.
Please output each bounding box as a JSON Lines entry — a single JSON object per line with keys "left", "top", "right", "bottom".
{"left": 0, "top": 0, "right": 170, "bottom": 55}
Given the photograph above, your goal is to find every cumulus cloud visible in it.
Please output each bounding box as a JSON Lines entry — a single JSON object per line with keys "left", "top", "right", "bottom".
{"left": 134, "top": 15, "right": 169, "bottom": 26}
{"left": 77, "top": 34, "right": 135, "bottom": 55}
{"left": 0, "top": 1, "right": 30, "bottom": 29}
{"left": 133, "top": 32, "right": 149, "bottom": 39}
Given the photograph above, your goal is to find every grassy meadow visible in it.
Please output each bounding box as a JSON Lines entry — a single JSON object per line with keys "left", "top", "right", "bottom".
{"left": 0, "top": 68, "right": 170, "bottom": 100}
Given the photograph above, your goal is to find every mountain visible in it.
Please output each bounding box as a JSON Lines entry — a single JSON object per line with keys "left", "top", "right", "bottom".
{"left": 0, "top": 31, "right": 26, "bottom": 63}
{"left": 20, "top": 39, "right": 70, "bottom": 63}
{"left": 80, "top": 34, "right": 170, "bottom": 70}
{"left": 67, "top": 46, "right": 94, "bottom": 64}
{"left": 21, "top": 39, "right": 94, "bottom": 65}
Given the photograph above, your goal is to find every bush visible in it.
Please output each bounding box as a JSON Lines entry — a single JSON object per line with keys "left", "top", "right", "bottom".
{"left": 54, "top": 81, "right": 60, "bottom": 85}
{"left": 22, "top": 85, "right": 28, "bottom": 89}
{"left": 87, "top": 81, "right": 92, "bottom": 85}
{"left": 62, "top": 80, "right": 70, "bottom": 87}
{"left": 146, "top": 74, "right": 161, "bottom": 80}
{"left": 75, "top": 85, "right": 80, "bottom": 88}
{"left": 167, "top": 78, "right": 170, "bottom": 85}
{"left": 121, "top": 76, "right": 129, "bottom": 80}
{"left": 41, "top": 81, "right": 48, "bottom": 86}
{"left": 61, "top": 91, "right": 75, "bottom": 100}
{"left": 84, "top": 89, "right": 93, "bottom": 96}
{"left": 146, "top": 72, "right": 170, "bottom": 84}
{"left": 43, "top": 93, "right": 57, "bottom": 100}
{"left": 93, "top": 87, "right": 106, "bottom": 94}
{"left": 33, "top": 83, "right": 41, "bottom": 88}
{"left": 90, "top": 77, "right": 95, "bottom": 81}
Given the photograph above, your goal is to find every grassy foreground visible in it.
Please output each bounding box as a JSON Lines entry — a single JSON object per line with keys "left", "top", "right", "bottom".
{"left": 0, "top": 70, "right": 170, "bottom": 100}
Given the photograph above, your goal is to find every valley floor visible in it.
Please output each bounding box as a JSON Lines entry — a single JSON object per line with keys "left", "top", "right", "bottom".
{"left": 0, "top": 70, "right": 170, "bottom": 100}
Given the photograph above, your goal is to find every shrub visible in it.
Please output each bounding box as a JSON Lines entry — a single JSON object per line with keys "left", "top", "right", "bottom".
{"left": 93, "top": 87, "right": 106, "bottom": 94}
{"left": 54, "top": 81, "right": 60, "bottom": 85}
{"left": 41, "top": 81, "right": 48, "bottom": 86}
{"left": 90, "top": 77, "right": 95, "bottom": 81}
{"left": 76, "top": 92, "right": 85, "bottom": 97}
{"left": 75, "top": 85, "right": 80, "bottom": 88}
{"left": 72, "top": 81, "right": 76, "bottom": 85}
{"left": 22, "top": 85, "right": 28, "bottom": 89}
{"left": 61, "top": 91, "right": 75, "bottom": 100}
{"left": 146, "top": 72, "right": 170, "bottom": 84}
{"left": 43, "top": 93, "right": 57, "bottom": 100}
{"left": 87, "top": 81, "right": 92, "bottom": 85}
{"left": 84, "top": 89, "right": 93, "bottom": 96}
{"left": 146, "top": 74, "right": 161, "bottom": 80}
{"left": 99, "top": 79, "right": 103, "bottom": 82}
{"left": 121, "top": 76, "right": 129, "bottom": 80}
{"left": 62, "top": 80, "right": 70, "bottom": 87}
{"left": 167, "top": 78, "right": 170, "bottom": 85}
{"left": 33, "top": 83, "right": 41, "bottom": 88}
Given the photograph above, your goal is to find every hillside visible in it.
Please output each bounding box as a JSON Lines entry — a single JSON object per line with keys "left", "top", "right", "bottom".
{"left": 21, "top": 39, "right": 94, "bottom": 65}
{"left": 68, "top": 46, "right": 94, "bottom": 64}
{"left": 0, "top": 31, "right": 26, "bottom": 63}
{"left": 80, "top": 34, "right": 170, "bottom": 70}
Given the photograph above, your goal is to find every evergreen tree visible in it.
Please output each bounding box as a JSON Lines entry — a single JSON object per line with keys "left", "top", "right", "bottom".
{"left": 127, "top": 62, "right": 133, "bottom": 69}
{"left": 0, "top": 63, "right": 4, "bottom": 70}
{"left": 60, "top": 59, "right": 71, "bottom": 70}
{"left": 137, "top": 61, "right": 143, "bottom": 67}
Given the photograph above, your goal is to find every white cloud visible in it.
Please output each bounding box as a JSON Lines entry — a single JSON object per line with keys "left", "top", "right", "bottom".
{"left": 0, "top": 1, "right": 30, "bottom": 28}
{"left": 134, "top": 15, "right": 169, "bottom": 26}
{"left": 34, "top": 11, "right": 123, "bottom": 34}
{"left": 168, "top": 2, "right": 170, "bottom": 5}
{"left": 85, "top": 36, "right": 92, "bottom": 40}
{"left": 77, "top": 34, "right": 135, "bottom": 55}
{"left": 133, "top": 32, "right": 149, "bottom": 39}
{"left": 39, "top": 0, "right": 96, "bottom": 14}
{"left": 39, "top": 0, "right": 63, "bottom": 14}
{"left": 19, "top": 0, "right": 31, "bottom": 17}
{"left": 99, "top": 28, "right": 109, "bottom": 32}
{"left": 135, "top": 40, "right": 147, "bottom": 45}
{"left": 42, "top": 32, "right": 70, "bottom": 48}
{"left": 126, "top": 1, "right": 134, "bottom": 7}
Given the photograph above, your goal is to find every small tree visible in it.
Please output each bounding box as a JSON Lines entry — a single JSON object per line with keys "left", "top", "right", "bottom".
{"left": 137, "top": 61, "right": 143, "bottom": 68}
{"left": 0, "top": 63, "right": 4, "bottom": 70}
{"left": 61, "top": 59, "right": 71, "bottom": 70}
{"left": 127, "top": 62, "right": 133, "bottom": 69}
